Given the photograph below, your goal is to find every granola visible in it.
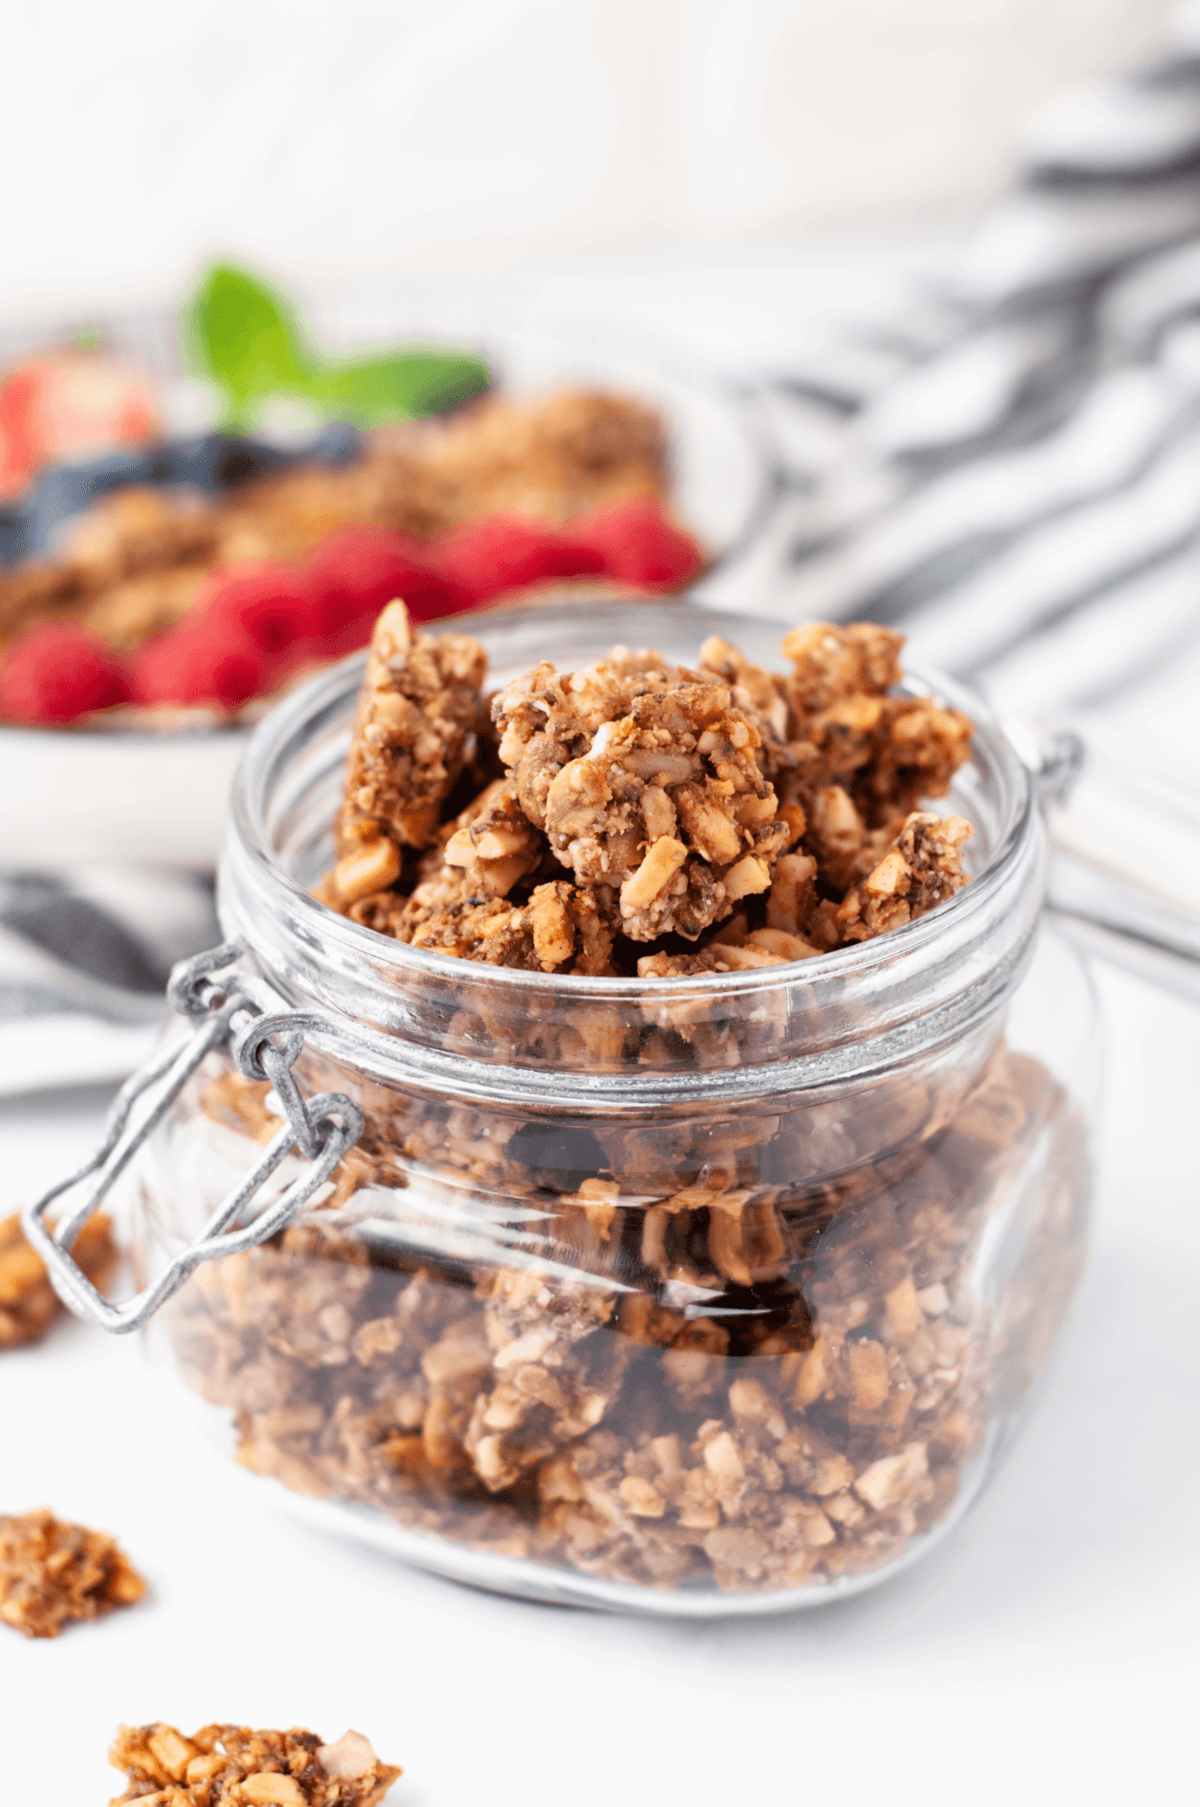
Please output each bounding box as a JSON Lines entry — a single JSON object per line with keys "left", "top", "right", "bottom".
{"left": 0, "top": 1508, "right": 145, "bottom": 1637}
{"left": 331, "top": 602, "right": 488, "bottom": 896}
{"left": 166, "top": 1041, "right": 1089, "bottom": 1600}
{"left": 319, "top": 614, "right": 973, "bottom": 966}
{"left": 837, "top": 811, "right": 973, "bottom": 942}
{"left": 108, "top": 1723, "right": 401, "bottom": 1806}
{"left": 392, "top": 877, "right": 616, "bottom": 975}
{"left": 0, "top": 1209, "right": 118, "bottom": 1350}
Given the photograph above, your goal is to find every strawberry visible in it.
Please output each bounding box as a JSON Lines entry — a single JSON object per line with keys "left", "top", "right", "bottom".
{"left": 308, "top": 526, "right": 467, "bottom": 651}
{"left": 572, "top": 497, "right": 702, "bottom": 590}
{"left": 131, "top": 620, "right": 265, "bottom": 711}
{"left": 0, "top": 623, "right": 133, "bottom": 725}
{"left": 436, "top": 514, "right": 604, "bottom": 605}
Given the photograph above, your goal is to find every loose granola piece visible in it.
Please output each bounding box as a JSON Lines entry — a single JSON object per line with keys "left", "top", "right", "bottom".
{"left": 0, "top": 1209, "right": 118, "bottom": 1349}
{"left": 333, "top": 600, "right": 487, "bottom": 887}
{"left": 461, "top": 1266, "right": 625, "bottom": 1492}
{"left": 853, "top": 696, "right": 974, "bottom": 823}
{"left": 766, "top": 622, "right": 973, "bottom": 835}
{"left": 0, "top": 1508, "right": 144, "bottom": 1638}
{"left": 64, "top": 486, "right": 219, "bottom": 586}
{"left": 108, "top": 1722, "right": 401, "bottom": 1807}
{"left": 837, "top": 811, "right": 972, "bottom": 942}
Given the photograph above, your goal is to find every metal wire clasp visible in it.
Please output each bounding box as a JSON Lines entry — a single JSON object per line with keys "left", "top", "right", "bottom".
{"left": 20, "top": 942, "right": 363, "bottom": 1334}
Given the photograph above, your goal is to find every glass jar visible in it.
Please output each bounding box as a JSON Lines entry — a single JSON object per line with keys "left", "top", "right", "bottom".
{"left": 135, "top": 600, "right": 1099, "bottom": 1616}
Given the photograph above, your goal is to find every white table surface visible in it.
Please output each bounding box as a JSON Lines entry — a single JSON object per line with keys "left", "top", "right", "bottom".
{"left": 3, "top": 255, "right": 1199, "bottom": 1804}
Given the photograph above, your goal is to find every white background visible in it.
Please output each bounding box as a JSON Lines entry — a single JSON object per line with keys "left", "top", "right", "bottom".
{"left": 0, "top": 0, "right": 1173, "bottom": 324}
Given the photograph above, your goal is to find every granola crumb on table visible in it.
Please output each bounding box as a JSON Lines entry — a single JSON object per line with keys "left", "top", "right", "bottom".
{"left": 0, "top": 1209, "right": 117, "bottom": 1350}
{"left": 108, "top": 1723, "right": 401, "bottom": 1807}
{"left": 0, "top": 1507, "right": 145, "bottom": 1638}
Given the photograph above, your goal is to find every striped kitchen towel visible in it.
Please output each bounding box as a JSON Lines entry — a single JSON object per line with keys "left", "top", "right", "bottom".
{"left": 724, "top": 1, "right": 1200, "bottom": 729}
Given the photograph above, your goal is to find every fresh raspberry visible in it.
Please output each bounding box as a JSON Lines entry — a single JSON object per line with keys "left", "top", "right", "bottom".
{"left": 131, "top": 620, "right": 265, "bottom": 711}
{"left": 0, "top": 623, "right": 133, "bottom": 725}
{"left": 308, "top": 526, "right": 468, "bottom": 651}
{"left": 199, "top": 562, "right": 323, "bottom": 684}
{"left": 436, "top": 514, "right": 604, "bottom": 605}
{"left": 571, "top": 497, "right": 703, "bottom": 590}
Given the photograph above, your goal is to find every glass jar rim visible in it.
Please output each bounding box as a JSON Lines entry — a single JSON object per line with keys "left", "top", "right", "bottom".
{"left": 221, "top": 599, "right": 1042, "bottom": 1101}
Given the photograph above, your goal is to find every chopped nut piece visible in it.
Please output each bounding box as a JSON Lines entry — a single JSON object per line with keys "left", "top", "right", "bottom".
{"left": 0, "top": 1508, "right": 145, "bottom": 1638}
{"left": 333, "top": 838, "right": 402, "bottom": 907}
{"left": 0, "top": 1210, "right": 118, "bottom": 1350}
{"left": 764, "top": 851, "right": 818, "bottom": 936}
{"left": 108, "top": 1723, "right": 401, "bottom": 1807}
{"left": 854, "top": 1443, "right": 930, "bottom": 1512}
{"left": 620, "top": 835, "right": 688, "bottom": 910}
{"left": 837, "top": 812, "right": 972, "bottom": 942}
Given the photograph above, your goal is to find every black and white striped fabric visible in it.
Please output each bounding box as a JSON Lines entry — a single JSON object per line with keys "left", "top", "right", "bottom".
{"left": 0, "top": 868, "right": 218, "bottom": 1096}
{"left": 731, "top": 2, "right": 1200, "bottom": 726}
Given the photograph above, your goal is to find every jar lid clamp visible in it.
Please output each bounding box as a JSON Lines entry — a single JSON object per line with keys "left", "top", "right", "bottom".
{"left": 20, "top": 943, "right": 363, "bottom": 1333}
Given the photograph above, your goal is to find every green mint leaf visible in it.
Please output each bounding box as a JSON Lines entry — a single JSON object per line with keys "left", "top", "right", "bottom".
{"left": 183, "top": 263, "right": 313, "bottom": 429}
{"left": 181, "top": 262, "right": 492, "bottom": 432}
{"left": 306, "top": 348, "right": 491, "bottom": 426}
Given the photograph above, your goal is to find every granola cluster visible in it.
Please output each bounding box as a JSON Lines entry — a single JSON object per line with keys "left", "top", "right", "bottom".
{"left": 0, "top": 388, "right": 669, "bottom": 655}
{"left": 169, "top": 1042, "right": 1089, "bottom": 1600}
{"left": 318, "top": 609, "right": 974, "bottom": 972}
{"left": 0, "top": 1507, "right": 145, "bottom": 1637}
{"left": 0, "top": 1209, "right": 117, "bottom": 1350}
{"left": 108, "top": 1723, "right": 400, "bottom": 1806}
{"left": 330, "top": 601, "right": 490, "bottom": 890}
